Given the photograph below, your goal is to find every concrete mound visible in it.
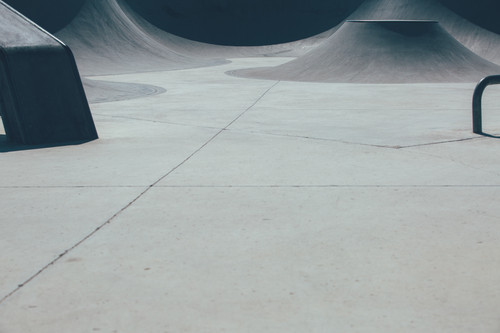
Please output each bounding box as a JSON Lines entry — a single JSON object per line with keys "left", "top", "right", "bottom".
{"left": 114, "top": 2, "right": 336, "bottom": 59}
{"left": 349, "top": 0, "right": 500, "bottom": 65}
{"left": 232, "top": 20, "right": 500, "bottom": 83}
{"left": 55, "top": 0, "right": 226, "bottom": 75}
{"left": 4, "top": 0, "right": 339, "bottom": 60}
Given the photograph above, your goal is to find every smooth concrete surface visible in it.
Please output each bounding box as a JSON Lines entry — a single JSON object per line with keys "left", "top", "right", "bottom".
{"left": 1, "top": 57, "right": 500, "bottom": 332}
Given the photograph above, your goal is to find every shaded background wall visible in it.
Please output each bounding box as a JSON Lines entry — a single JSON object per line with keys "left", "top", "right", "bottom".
{"left": 4, "top": 0, "right": 85, "bottom": 32}
{"left": 4, "top": 0, "right": 500, "bottom": 46}
{"left": 124, "top": 0, "right": 364, "bottom": 45}
{"left": 440, "top": 0, "right": 500, "bottom": 35}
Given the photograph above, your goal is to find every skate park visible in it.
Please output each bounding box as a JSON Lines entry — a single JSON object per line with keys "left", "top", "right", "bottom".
{"left": 1, "top": 0, "right": 500, "bottom": 331}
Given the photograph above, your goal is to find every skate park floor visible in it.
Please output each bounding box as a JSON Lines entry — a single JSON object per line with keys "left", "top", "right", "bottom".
{"left": 1, "top": 56, "right": 500, "bottom": 332}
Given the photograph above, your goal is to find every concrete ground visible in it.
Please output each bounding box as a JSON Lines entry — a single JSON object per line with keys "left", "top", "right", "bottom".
{"left": 1, "top": 57, "right": 500, "bottom": 332}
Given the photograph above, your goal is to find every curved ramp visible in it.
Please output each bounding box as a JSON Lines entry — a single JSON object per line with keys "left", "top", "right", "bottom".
{"left": 349, "top": 0, "right": 500, "bottom": 65}
{"left": 232, "top": 20, "right": 500, "bottom": 83}
{"left": 114, "top": 3, "right": 337, "bottom": 59}
{"left": 130, "top": 20, "right": 336, "bottom": 60}
{"left": 55, "top": 0, "right": 226, "bottom": 75}
{"left": 4, "top": 0, "right": 344, "bottom": 60}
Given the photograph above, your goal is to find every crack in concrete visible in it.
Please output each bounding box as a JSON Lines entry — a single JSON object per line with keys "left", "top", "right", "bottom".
{"left": 0, "top": 80, "right": 280, "bottom": 305}
{"left": 155, "top": 184, "right": 500, "bottom": 188}
{"left": 0, "top": 185, "right": 146, "bottom": 189}
{"left": 396, "top": 137, "right": 479, "bottom": 149}
{"left": 92, "top": 113, "right": 223, "bottom": 131}
{"left": 225, "top": 128, "right": 481, "bottom": 150}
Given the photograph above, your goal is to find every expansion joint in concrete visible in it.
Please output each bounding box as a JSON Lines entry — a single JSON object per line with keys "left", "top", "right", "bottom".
{"left": 231, "top": 129, "right": 481, "bottom": 150}
{"left": 156, "top": 184, "right": 500, "bottom": 188}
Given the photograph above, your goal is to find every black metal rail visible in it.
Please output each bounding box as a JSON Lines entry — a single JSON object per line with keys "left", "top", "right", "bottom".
{"left": 473, "top": 75, "right": 500, "bottom": 134}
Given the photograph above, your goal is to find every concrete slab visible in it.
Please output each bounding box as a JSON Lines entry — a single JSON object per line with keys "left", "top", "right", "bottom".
{"left": 1, "top": 186, "right": 499, "bottom": 332}
{"left": 87, "top": 58, "right": 287, "bottom": 128}
{"left": 1, "top": 54, "right": 500, "bottom": 333}
{"left": 158, "top": 130, "right": 500, "bottom": 187}
{"left": 0, "top": 186, "right": 146, "bottom": 299}
{"left": 228, "top": 81, "right": 498, "bottom": 147}
{"left": 0, "top": 117, "right": 219, "bottom": 186}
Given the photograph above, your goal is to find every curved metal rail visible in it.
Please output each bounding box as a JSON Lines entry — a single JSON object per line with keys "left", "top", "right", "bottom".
{"left": 473, "top": 75, "right": 500, "bottom": 134}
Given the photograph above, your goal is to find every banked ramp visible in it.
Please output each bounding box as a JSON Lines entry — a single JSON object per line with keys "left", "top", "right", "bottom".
{"left": 232, "top": 20, "right": 500, "bottom": 83}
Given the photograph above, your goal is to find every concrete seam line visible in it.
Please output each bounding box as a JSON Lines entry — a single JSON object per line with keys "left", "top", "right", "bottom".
{"left": 146, "top": 80, "right": 281, "bottom": 188}
{"left": 224, "top": 81, "right": 281, "bottom": 130}
{"left": 0, "top": 185, "right": 147, "bottom": 189}
{"left": 92, "top": 113, "right": 223, "bottom": 130}
{"left": 0, "top": 185, "right": 151, "bottom": 305}
{"left": 0, "top": 80, "right": 280, "bottom": 305}
{"left": 224, "top": 128, "right": 480, "bottom": 150}
{"left": 153, "top": 184, "right": 500, "bottom": 188}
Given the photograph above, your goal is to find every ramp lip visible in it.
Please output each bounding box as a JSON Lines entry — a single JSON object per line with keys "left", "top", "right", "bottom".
{"left": 0, "top": 0, "right": 67, "bottom": 47}
{"left": 347, "top": 20, "right": 439, "bottom": 23}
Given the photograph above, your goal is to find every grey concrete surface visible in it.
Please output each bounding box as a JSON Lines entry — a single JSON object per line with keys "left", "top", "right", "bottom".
{"left": 2, "top": 0, "right": 500, "bottom": 331}
{"left": 233, "top": 20, "right": 500, "bottom": 83}
{"left": 3, "top": 186, "right": 500, "bottom": 332}
{"left": 1, "top": 58, "right": 500, "bottom": 332}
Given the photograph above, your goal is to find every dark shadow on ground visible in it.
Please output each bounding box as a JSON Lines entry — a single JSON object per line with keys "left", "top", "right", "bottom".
{"left": 476, "top": 132, "right": 500, "bottom": 139}
{"left": 83, "top": 78, "right": 167, "bottom": 104}
{"left": 0, "top": 134, "right": 95, "bottom": 152}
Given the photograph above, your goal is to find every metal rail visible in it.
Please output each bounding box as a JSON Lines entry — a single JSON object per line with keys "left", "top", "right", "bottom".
{"left": 473, "top": 75, "right": 500, "bottom": 134}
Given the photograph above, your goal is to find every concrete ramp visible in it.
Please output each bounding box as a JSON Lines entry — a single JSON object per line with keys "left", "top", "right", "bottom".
{"left": 55, "top": 0, "right": 226, "bottom": 75}
{"left": 0, "top": 1, "right": 97, "bottom": 145}
{"left": 103, "top": 0, "right": 336, "bottom": 60}
{"left": 349, "top": 0, "right": 500, "bottom": 65}
{"left": 232, "top": 20, "right": 500, "bottom": 83}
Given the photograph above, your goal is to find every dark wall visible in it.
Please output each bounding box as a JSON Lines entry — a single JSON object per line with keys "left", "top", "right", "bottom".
{"left": 123, "top": 0, "right": 500, "bottom": 45}
{"left": 124, "top": 0, "right": 364, "bottom": 45}
{"left": 3, "top": 0, "right": 85, "bottom": 33}
{"left": 3, "top": 0, "right": 500, "bottom": 45}
{"left": 440, "top": 0, "right": 500, "bottom": 34}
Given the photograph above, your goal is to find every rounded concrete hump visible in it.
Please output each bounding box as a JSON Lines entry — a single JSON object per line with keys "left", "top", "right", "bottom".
{"left": 230, "top": 19, "right": 500, "bottom": 83}
{"left": 54, "top": 0, "right": 226, "bottom": 75}
{"left": 347, "top": 0, "right": 500, "bottom": 65}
